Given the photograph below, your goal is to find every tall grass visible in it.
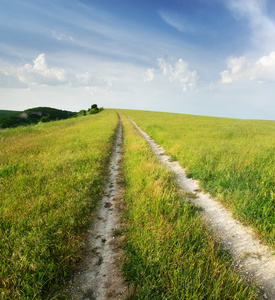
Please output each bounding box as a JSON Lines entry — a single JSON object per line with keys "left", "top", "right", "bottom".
{"left": 119, "top": 110, "right": 275, "bottom": 247}
{"left": 121, "top": 114, "right": 257, "bottom": 299}
{"left": 0, "top": 110, "right": 118, "bottom": 299}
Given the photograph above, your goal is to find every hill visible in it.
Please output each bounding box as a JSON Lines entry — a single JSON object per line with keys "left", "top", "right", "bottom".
{"left": 0, "top": 110, "right": 21, "bottom": 118}
{"left": 0, "top": 107, "right": 76, "bottom": 129}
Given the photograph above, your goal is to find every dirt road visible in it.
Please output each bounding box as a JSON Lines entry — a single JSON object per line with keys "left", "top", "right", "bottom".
{"left": 65, "top": 117, "right": 126, "bottom": 300}
{"left": 65, "top": 115, "right": 275, "bottom": 299}
{"left": 130, "top": 118, "right": 275, "bottom": 300}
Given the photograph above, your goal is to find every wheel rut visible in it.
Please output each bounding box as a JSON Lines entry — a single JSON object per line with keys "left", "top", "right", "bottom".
{"left": 64, "top": 114, "right": 275, "bottom": 299}
{"left": 130, "top": 118, "right": 275, "bottom": 300}
{"left": 65, "top": 116, "right": 126, "bottom": 300}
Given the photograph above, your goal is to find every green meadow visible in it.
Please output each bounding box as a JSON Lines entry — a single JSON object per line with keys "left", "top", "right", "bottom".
{"left": 0, "top": 110, "right": 118, "bottom": 299}
{"left": 120, "top": 114, "right": 257, "bottom": 299}
{"left": 119, "top": 109, "right": 275, "bottom": 247}
{"left": 1, "top": 108, "right": 272, "bottom": 299}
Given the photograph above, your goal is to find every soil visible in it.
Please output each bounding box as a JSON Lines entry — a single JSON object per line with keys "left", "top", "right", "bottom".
{"left": 64, "top": 117, "right": 127, "bottom": 300}
{"left": 130, "top": 119, "right": 275, "bottom": 300}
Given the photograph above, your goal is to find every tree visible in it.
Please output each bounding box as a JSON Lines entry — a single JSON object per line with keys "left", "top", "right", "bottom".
{"left": 91, "top": 104, "right": 98, "bottom": 110}
{"left": 40, "top": 116, "right": 50, "bottom": 123}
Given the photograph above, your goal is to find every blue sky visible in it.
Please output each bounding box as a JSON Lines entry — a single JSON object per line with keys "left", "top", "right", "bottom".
{"left": 1, "top": 0, "right": 275, "bottom": 119}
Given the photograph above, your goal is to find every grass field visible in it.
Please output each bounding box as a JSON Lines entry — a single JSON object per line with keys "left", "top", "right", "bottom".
{"left": 0, "top": 110, "right": 118, "bottom": 299}
{"left": 120, "top": 114, "right": 257, "bottom": 299}
{"left": 1, "top": 108, "right": 272, "bottom": 299}
{"left": 119, "top": 110, "right": 275, "bottom": 247}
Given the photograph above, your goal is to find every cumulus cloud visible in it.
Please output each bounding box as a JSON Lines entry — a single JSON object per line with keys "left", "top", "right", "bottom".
{"left": 142, "top": 68, "right": 154, "bottom": 82}
{"left": 0, "top": 54, "right": 113, "bottom": 99}
{"left": 17, "top": 54, "right": 67, "bottom": 85}
{"left": 220, "top": 51, "right": 275, "bottom": 83}
{"left": 157, "top": 58, "right": 198, "bottom": 91}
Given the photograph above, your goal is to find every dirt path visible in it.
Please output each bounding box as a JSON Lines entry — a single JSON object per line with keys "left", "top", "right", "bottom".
{"left": 130, "top": 119, "right": 275, "bottom": 300}
{"left": 65, "top": 117, "right": 127, "bottom": 300}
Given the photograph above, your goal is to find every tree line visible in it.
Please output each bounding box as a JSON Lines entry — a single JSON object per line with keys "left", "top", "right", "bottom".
{"left": 0, "top": 104, "right": 103, "bottom": 129}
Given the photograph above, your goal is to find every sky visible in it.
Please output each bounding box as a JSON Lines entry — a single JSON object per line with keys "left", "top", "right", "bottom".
{"left": 1, "top": 0, "right": 275, "bottom": 120}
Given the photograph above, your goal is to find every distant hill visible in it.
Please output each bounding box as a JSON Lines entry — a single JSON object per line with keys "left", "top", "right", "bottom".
{"left": 0, "top": 107, "right": 76, "bottom": 129}
{"left": 0, "top": 110, "right": 21, "bottom": 118}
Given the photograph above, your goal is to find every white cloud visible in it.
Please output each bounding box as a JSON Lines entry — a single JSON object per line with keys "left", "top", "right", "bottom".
{"left": 157, "top": 58, "right": 198, "bottom": 91}
{"left": 142, "top": 68, "right": 154, "bottom": 82}
{"left": 158, "top": 11, "right": 194, "bottom": 33}
{"left": 227, "top": 0, "right": 275, "bottom": 50}
{"left": 227, "top": 56, "right": 247, "bottom": 75}
{"left": 76, "top": 72, "right": 100, "bottom": 86}
{"left": 0, "top": 60, "right": 28, "bottom": 88}
{"left": 52, "top": 30, "right": 74, "bottom": 42}
{"left": 220, "top": 51, "right": 275, "bottom": 83}
{"left": 0, "top": 72, "right": 27, "bottom": 89}
{"left": 52, "top": 30, "right": 63, "bottom": 41}
{"left": 228, "top": 0, "right": 266, "bottom": 18}
{"left": 17, "top": 54, "right": 67, "bottom": 86}
{"left": 0, "top": 54, "right": 113, "bottom": 96}
{"left": 74, "top": 71, "right": 112, "bottom": 96}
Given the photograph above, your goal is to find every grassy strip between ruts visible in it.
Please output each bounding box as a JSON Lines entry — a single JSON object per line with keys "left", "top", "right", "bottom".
{"left": 120, "top": 110, "right": 275, "bottom": 247}
{"left": 0, "top": 110, "right": 118, "bottom": 299}
{"left": 120, "top": 114, "right": 257, "bottom": 299}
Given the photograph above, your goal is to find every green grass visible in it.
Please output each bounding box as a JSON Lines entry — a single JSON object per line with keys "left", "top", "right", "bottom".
{"left": 1, "top": 108, "right": 270, "bottom": 299}
{"left": 119, "top": 110, "right": 275, "bottom": 247}
{"left": 121, "top": 114, "right": 257, "bottom": 299}
{"left": 0, "top": 110, "right": 118, "bottom": 299}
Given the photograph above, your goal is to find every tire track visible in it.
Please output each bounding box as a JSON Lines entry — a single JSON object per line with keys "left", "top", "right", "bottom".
{"left": 65, "top": 116, "right": 126, "bottom": 300}
{"left": 130, "top": 118, "right": 275, "bottom": 300}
